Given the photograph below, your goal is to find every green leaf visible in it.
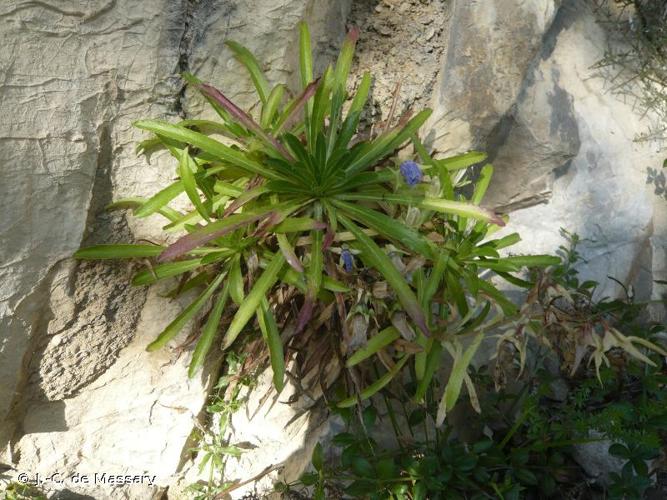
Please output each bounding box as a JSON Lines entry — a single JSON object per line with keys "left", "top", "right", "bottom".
{"left": 333, "top": 200, "right": 434, "bottom": 259}
{"left": 146, "top": 272, "right": 226, "bottom": 352}
{"left": 437, "top": 151, "right": 487, "bottom": 171}
{"left": 257, "top": 299, "right": 285, "bottom": 392}
{"left": 311, "top": 442, "right": 324, "bottom": 472}
{"left": 502, "top": 255, "right": 561, "bottom": 267}
{"left": 134, "top": 120, "right": 284, "bottom": 180}
{"left": 277, "top": 233, "right": 303, "bottom": 272}
{"left": 74, "top": 244, "right": 164, "bottom": 260}
{"left": 414, "top": 340, "right": 443, "bottom": 401}
{"left": 179, "top": 147, "right": 210, "bottom": 221}
{"left": 423, "top": 252, "right": 449, "bottom": 308}
{"left": 310, "top": 65, "right": 333, "bottom": 147}
{"left": 132, "top": 259, "right": 203, "bottom": 286}
{"left": 490, "top": 232, "right": 521, "bottom": 250}
{"left": 339, "top": 214, "right": 429, "bottom": 336}
{"left": 337, "top": 355, "right": 411, "bottom": 408}
{"left": 337, "top": 193, "right": 504, "bottom": 226}
{"left": 273, "top": 217, "right": 326, "bottom": 233}
{"left": 225, "top": 40, "right": 270, "bottom": 104}
{"left": 514, "top": 468, "right": 539, "bottom": 486}
{"left": 261, "top": 84, "right": 285, "bottom": 128}
{"left": 307, "top": 205, "right": 324, "bottom": 296}
{"left": 436, "top": 331, "right": 485, "bottom": 425}
{"left": 188, "top": 282, "right": 230, "bottom": 378}
{"left": 229, "top": 254, "right": 245, "bottom": 305}
{"left": 222, "top": 251, "right": 286, "bottom": 349}
{"left": 346, "top": 327, "right": 401, "bottom": 367}
{"left": 134, "top": 181, "right": 184, "bottom": 218}
{"left": 349, "top": 71, "right": 372, "bottom": 115}
{"left": 106, "top": 197, "right": 181, "bottom": 222}
{"left": 298, "top": 22, "right": 313, "bottom": 90}
{"left": 344, "top": 110, "right": 432, "bottom": 177}
{"left": 472, "top": 164, "right": 493, "bottom": 205}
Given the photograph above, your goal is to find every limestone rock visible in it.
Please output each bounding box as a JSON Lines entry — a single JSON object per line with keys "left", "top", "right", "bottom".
{"left": 0, "top": 0, "right": 350, "bottom": 497}
{"left": 490, "top": 1, "right": 665, "bottom": 303}
{"left": 427, "top": 0, "right": 560, "bottom": 154}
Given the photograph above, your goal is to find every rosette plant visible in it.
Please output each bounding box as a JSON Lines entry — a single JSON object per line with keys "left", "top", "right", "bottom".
{"left": 75, "top": 24, "right": 558, "bottom": 418}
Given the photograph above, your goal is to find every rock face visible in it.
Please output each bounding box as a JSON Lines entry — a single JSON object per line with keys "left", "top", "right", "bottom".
{"left": 1, "top": 0, "right": 665, "bottom": 497}
{"left": 0, "top": 0, "right": 350, "bottom": 498}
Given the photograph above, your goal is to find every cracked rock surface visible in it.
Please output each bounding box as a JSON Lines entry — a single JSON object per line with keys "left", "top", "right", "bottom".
{"left": 0, "top": 0, "right": 665, "bottom": 498}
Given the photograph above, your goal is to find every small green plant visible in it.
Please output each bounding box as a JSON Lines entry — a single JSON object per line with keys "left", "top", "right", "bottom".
{"left": 0, "top": 482, "right": 47, "bottom": 500}
{"left": 187, "top": 351, "right": 260, "bottom": 499}
{"left": 74, "top": 23, "right": 562, "bottom": 414}
{"left": 277, "top": 379, "right": 584, "bottom": 499}
{"left": 593, "top": 0, "right": 667, "bottom": 143}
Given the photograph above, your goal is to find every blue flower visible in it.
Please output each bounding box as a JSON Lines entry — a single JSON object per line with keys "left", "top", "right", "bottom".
{"left": 341, "top": 249, "right": 354, "bottom": 272}
{"left": 399, "top": 160, "right": 422, "bottom": 186}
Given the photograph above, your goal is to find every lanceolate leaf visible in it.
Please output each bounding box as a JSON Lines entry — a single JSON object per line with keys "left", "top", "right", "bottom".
{"left": 222, "top": 251, "right": 286, "bottom": 349}
{"left": 333, "top": 199, "right": 434, "bottom": 259}
{"left": 298, "top": 21, "right": 313, "bottom": 90}
{"left": 344, "top": 109, "right": 432, "bottom": 177}
{"left": 146, "top": 272, "right": 226, "bottom": 352}
{"left": 261, "top": 84, "right": 285, "bottom": 128}
{"left": 502, "top": 255, "right": 561, "bottom": 267}
{"left": 346, "top": 327, "right": 401, "bottom": 367}
{"left": 179, "top": 147, "right": 210, "bottom": 221}
{"left": 257, "top": 299, "right": 285, "bottom": 392}
{"left": 436, "top": 331, "right": 485, "bottom": 426}
{"left": 106, "top": 197, "right": 182, "bottom": 222}
{"left": 472, "top": 164, "right": 493, "bottom": 205}
{"left": 134, "top": 181, "right": 184, "bottom": 218}
{"left": 197, "top": 83, "right": 295, "bottom": 161}
{"left": 225, "top": 40, "right": 271, "bottom": 104}
{"left": 188, "top": 282, "right": 230, "bottom": 378}
{"left": 158, "top": 211, "right": 271, "bottom": 262}
{"left": 132, "top": 259, "right": 203, "bottom": 286}
{"left": 74, "top": 244, "right": 164, "bottom": 260}
{"left": 339, "top": 214, "right": 429, "bottom": 336}
{"left": 437, "top": 151, "right": 487, "bottom": 171}
{"left": 277, "top": 234, "right": 303, "bottom": 272}
{"left": 134, "top": 120, "right": 284, "bottom": 180}
{"left": 337, "top": 355, "right": 411, "bottom": 408}
{"left": 337, "top": 193, "right": 504, "bottom": 226}
{"left": 274, "top": 78, "right": 321, "bottom": 134}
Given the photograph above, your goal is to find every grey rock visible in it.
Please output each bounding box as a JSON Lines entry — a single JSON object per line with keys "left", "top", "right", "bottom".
{"left": 0, "top": 0, "right": 350, "bottom": 498}
{"left": 426, "top": 0, "right": 560, "bottom": 154}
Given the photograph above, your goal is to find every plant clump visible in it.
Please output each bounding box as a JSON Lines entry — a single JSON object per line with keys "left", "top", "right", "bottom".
{"left": 74, "top": 23, "right": 665, "bottom": 430}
